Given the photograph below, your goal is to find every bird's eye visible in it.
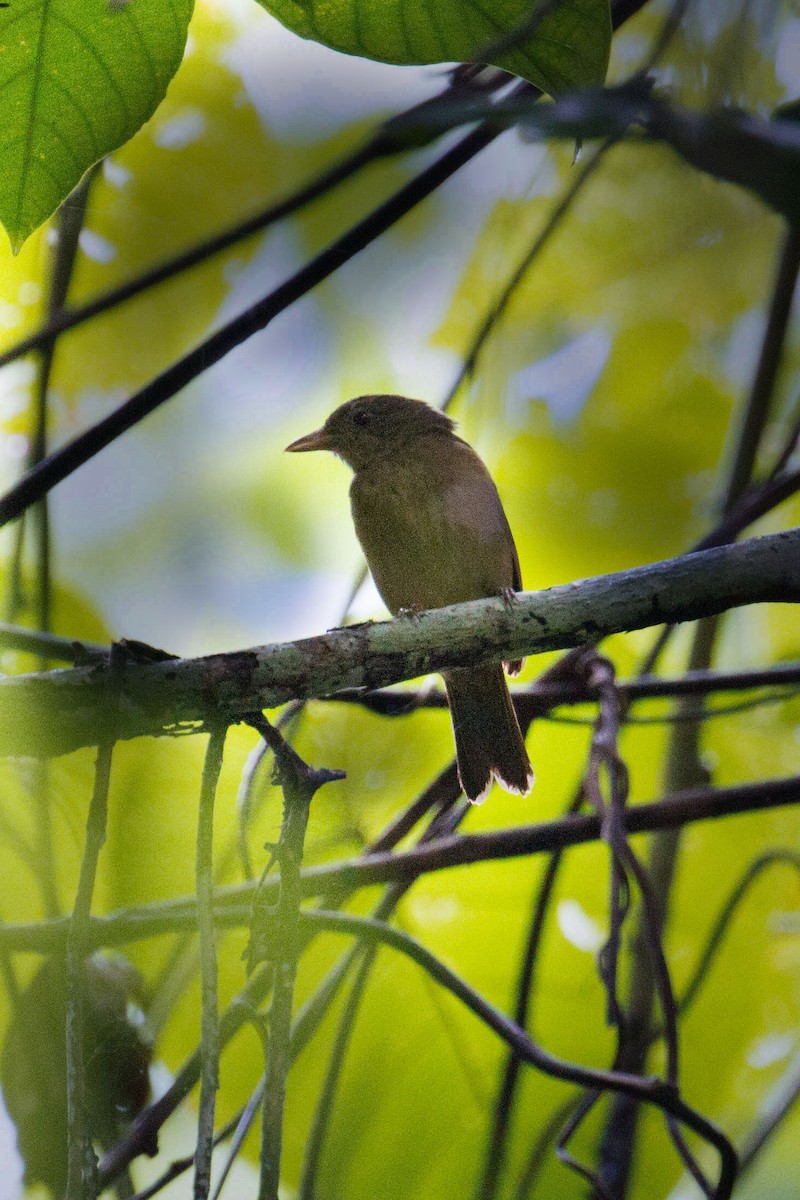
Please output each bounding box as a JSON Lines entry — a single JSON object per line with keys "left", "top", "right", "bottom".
{"left": 353, "top": 411, "right": 371, "bottom": 427}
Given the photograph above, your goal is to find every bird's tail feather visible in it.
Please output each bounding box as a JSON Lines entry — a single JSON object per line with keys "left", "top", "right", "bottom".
{"left": 443, "top": 664, "right": 534, "bottom": 804}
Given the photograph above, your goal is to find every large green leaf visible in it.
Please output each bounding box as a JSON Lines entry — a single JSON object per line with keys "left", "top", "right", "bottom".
{"left": 257, "top": 0, "right": 611, "bottom": 95}
{"left": 0, "top": 0, "right": 194, "bottom": 253}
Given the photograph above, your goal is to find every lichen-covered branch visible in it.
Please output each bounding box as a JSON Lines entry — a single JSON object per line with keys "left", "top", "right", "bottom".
{"left": 1, "top": 528, "right": 798, "bottom": 760}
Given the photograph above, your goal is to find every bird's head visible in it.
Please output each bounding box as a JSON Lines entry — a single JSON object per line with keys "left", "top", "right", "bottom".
{"left": 286, "top": 394, "right": 455, "bottom": 472}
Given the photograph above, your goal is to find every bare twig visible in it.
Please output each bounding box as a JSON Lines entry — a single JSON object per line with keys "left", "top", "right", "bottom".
{"left": 444, "top": 139, "right": 613, "bottom": 408}
{"left": 194, "top": 727, "right": 228, "bottom": 1200}
{"left": 244, "top": 716, "right": 344, "bottom": 1200}
{"left": 677, "top": 851, "right": 800, "bottom": 1020}
{"left": 738, "top": 1051, "right": 800, "bottom": 1174}
{"left": 65, "top": 740, "right": 114, "bottom": 1200}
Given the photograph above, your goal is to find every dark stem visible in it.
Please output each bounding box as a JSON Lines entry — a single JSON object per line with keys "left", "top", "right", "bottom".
{"left": 247, "top": 722, "right": 344, "bottom": 1200}
{"left": 5, "top": 774, "right": 800, "bottom": 959}
{"left": 65, "top": 740, "right": 114, "bottom": 1200}
{"left": 722, "top": 226, "right": 800, "bottom": 507}
{"left": 295, "top": 909, "right": 738, "bottom": 1200}
{"left": 597, "top": 220, "right": 800, "bottom": 1197}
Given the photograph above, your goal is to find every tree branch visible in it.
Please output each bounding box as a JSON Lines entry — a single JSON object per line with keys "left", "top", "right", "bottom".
{"left": 0, "top": 528, "right": 796, "bottom": 759}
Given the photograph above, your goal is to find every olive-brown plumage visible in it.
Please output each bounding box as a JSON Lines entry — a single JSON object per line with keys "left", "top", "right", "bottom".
{"left": 286, "top": 394, "right": 534, "bottom": 803}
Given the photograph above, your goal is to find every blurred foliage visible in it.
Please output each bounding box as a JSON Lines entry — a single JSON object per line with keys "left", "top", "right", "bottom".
{"left": 1, "top": 953, "right": 152, "bottom": 1194}
{"left": 0, "top": 2, "right": 799, "bottom": 1200}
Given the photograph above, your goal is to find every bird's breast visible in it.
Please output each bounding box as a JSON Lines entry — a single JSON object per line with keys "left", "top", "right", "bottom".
{"left": 349, "top": 448, "right": 517, "bottom": 613}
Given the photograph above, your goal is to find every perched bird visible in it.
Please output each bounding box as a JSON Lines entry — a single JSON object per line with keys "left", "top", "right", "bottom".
{"left": 286, "top": 394, "right": 534, "bottom": 803}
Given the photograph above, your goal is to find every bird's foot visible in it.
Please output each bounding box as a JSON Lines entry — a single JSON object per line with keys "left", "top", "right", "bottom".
{"left": 396, "top": 605, "right": 423, "bottom": 620}
{"left": 500, "top": 587, "right": 519, "bottom": 609}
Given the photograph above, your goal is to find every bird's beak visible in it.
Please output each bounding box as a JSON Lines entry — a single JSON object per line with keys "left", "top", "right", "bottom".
{"left": 285, "top": 428, "right": 330, "bottom": 453}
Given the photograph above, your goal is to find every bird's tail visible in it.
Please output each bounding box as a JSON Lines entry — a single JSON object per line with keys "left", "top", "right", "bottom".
{"left": 443, "top": 664, "right": 534, "bottom": 804}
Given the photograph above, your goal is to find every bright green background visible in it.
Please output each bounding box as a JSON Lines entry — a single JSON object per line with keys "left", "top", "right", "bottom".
{"left": 0, "top": 2, "right": 799, "bottom": 1198}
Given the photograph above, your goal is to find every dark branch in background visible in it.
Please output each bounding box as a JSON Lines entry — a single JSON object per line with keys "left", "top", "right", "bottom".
{"left": 339, "top": 659, "right": 800, "bottom": 716}
{"left": 597, "top": 215, "right": 800, "bottom": 1198}
{"left": 724, "top": 229, "right": 800, "bottom": 502}
{"left": 287, "top": 908, "right": 738, "bottom": 1200}
{"left": 375, "top": 85, "right": 800, "bottom": 227}
{"left": 5, "top": 774, "right": 800, "bottom": 958}
{"left": 677, "top": 851, "right": 800, "bottom": 1022}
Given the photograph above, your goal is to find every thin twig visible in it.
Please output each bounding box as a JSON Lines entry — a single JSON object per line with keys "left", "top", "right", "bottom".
{"left": 65, "top": 739, "right": 114, "bottom": 1200}
{"left": 677, "top": 851, "right": 800, "bottom": 1020}
{"left": 194, "top": 726, "right": 228, "bottom": 1200}
{"left": 738, "top": 1051, "right": 800, "bottom": 1174}
{"left": 444, "top": 139, "right": 613, "bottom": 409}
{"left": 722, "top": 228, "right": 800, "bottom": 508}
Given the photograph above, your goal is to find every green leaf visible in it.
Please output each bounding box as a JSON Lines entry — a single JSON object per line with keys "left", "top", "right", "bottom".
{"left": 257, "top": 0, "right": 611, "bottom": 96}
{"left": 0, "top": 0, "right": 194, "bottom": 253}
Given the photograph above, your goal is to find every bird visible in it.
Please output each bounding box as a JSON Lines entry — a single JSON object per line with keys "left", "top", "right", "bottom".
{"left": 286, "top": 393, "right": 534, "bottom": 803}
